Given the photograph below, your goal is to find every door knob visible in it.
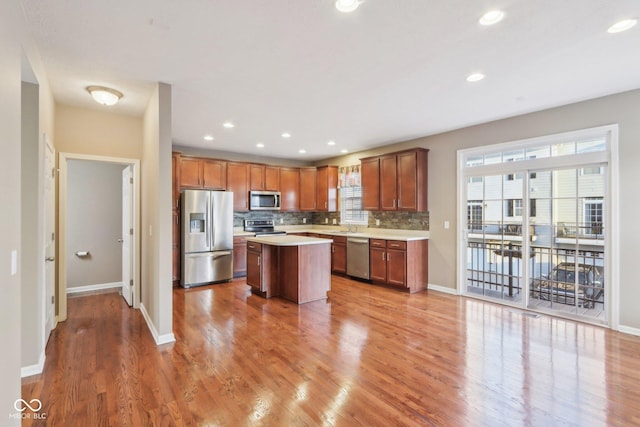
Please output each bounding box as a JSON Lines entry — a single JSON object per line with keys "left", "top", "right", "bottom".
{"left": 45, "top": 256, "right": 55, "bottom": 262}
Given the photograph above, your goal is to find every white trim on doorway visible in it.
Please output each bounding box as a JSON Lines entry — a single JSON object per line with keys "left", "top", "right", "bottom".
{"left": 58, "top": 153, "right": 141, "bottom": 321}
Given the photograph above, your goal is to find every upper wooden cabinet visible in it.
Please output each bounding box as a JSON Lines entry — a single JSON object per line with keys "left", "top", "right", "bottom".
{"left": 172, "top": 152, "right": 181, "bottom": 210}
{"left": 299, "top": 167, "right": 317, "bottom": 211}
{"left": 279, "top": 167, "right": 300, "bottom": 211}
{"left": 361, "top": 148, "right": 429, "bottom": 212}
{"left": 226, "top": 162, "right": 250, "bottom": 211}
{"left": 250, "top": 164, "right": 265, "bottom": 191}
{"left": 179, "top": 157, "right": 226, "bottom": 190}
{"left": 317, "top": 165, "right": 338, "bottom": 212}
{"left": 265, "top": 166, "right": 279, "bottom": 191}
{"left": 361, "top": 157, "right": 381, "bottom": 211}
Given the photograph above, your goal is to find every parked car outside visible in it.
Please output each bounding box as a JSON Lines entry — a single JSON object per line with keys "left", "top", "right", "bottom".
{"left": 530, "top": 262, "right": 604, "bottom": 308}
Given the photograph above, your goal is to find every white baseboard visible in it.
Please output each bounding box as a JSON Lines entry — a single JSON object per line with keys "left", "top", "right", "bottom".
{"left": 139, "top": 303, "right": 176, "bottom": 345}
{"left": 618, "top": 325, "right": 640, "bottom": 337}
{"left": 428, "top": 283, "right": 459, "bottom": 295}
{"left": 21, "top": 350, "right": 46, "bottom": 378}
{"left": 67, "top": 281, "right": 122, "bottom": 294}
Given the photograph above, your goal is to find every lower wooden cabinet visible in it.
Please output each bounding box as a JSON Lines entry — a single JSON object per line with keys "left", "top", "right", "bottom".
{"left": 233, "top": 236, "right": 248, "bottom": 278}
{"left": 369, "top": 239, "right": 428, "bottom": 293}
{"left": 331, "top": 236, "right": 347, "bottom": 274}
{"left": 246, "top": 241, "right": 277, "bottom": 297}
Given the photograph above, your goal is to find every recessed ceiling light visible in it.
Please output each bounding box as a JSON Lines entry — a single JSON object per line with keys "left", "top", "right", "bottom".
{"left": 327, "top": 140, "right": 336, "bottom": 146}
{"left": 256, "top": 143, "right": 264, "bottom": 148}
{"left": 466, "top": 73, "right": 485, "bottom": 82}
{"left": 282, "top": 132, "right": 291, "bottom": 138}
{"left": 335, "top": 0, "right": 361, "bottom": 13}
{"left": 223, "top": 122, "right": 235, "bottom": 128}
{"left": 203, "top": 135, "right": 214, "bottom": 141}
{"left": 340, "top": 149, "right": 349, "bottom": 153}
{"left": 299, "top": 149, "right": 307, "bottom": 154}
{"left": 86, "top": 86, "right": 123, "bottom": 106}
{"left": 479, "top": 10, "right": 505, "bottom": 26}
{"left": 607, "top": 18, "right": 637, "bottom": 33}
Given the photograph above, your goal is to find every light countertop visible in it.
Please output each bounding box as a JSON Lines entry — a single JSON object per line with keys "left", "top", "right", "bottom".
{"left": 246, "top": 235, "right": 333, "bottom": 246}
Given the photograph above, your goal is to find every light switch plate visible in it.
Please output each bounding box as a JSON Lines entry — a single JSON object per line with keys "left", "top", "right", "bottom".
{"left": 444, "top": 221, "right": 450, "bottom": 229}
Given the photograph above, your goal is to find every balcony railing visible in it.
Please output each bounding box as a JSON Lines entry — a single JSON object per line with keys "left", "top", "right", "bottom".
{"left": 557, "top": 222, "right": 604, "bottom": 240}
{"left": 468, "top": 221, "right": 604, "bottom": 240}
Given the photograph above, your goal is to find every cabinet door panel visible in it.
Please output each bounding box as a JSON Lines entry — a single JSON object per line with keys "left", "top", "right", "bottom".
{"left": 227, "top": 162, "right": 250, "bottom": 211}
{"left": 361, "top": 158, "right": 380, "bottom": 211}
{"left": 397, "top": 151, "right": 418, "bottom": 210}
{"left": 299, "top": 168, "right": 317, "bottom": 211}
{"left": 386, "top": 248, "right": 407, "bottom": 288}
{"left": 203, "top": 160, "right": 227, "bottom": 190}
{"left": 279, "top": 168, "right": 299, "bottom": 211}
{"left": 380, "top": 155, "right": 397, "bottom": 210}
{"left": 317, "top": 166, "right": 338, "bottom": 212}
{"left": 332, "top": 242, "right": 347, "bottom": 274}
{"left": 180, "top": 158, "right": 202, "bottom": 188}
{"left": 369, "top": 247, "right": 386, "bottom": 282}
{"left": 246, "top": 250, "right": 262, "bottom": 291}
{"left": 250, "top": 164, "right": 265, "bottom": 190}
{"left": 265, "top": 166, "right": 280, "bottom": 191}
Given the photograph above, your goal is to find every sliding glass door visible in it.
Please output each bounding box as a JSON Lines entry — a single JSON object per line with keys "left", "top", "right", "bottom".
{"left": 459, "top": 127, "right": 612, "bottom": 324}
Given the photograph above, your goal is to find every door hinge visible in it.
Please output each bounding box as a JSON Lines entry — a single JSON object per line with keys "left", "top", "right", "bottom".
{"left": 130, "top": 177, "right": 133, "bottom": 184}
{"left": 51, "top": 232, "right": 55, "bottom": 241}
{"left": 130, "top": 228, "right": 134, "bottom": 235}
{"left": 51, "top": 168, "right": 55, "bottom": 178}
{"left": 130, "top": 279, "right": 133, "bottom": 287}
{"left": 51, "top": 296, "right": 55, "bottom": 304}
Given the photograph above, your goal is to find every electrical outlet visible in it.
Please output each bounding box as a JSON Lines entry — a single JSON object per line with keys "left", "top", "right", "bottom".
{"left": 325, "top": 218, "right": 329, "bottom": 224}
{"left": 375, "top": 219, "right": 380, "bottom": 226}
{"left": 332, "top": 218, "right": 337, "bottom": 224}
{"left": 303, "top": 218, "right": 307, "bottom": 224}
{"left": 280, "top": 218, "right": 284, "bottom": 224}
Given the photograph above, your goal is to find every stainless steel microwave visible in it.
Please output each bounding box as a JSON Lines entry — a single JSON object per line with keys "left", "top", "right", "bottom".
{"left": 249, "top": 191, "right": 281, "bottom": 210}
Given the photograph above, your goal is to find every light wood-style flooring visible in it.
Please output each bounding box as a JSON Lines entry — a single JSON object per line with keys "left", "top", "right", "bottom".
{"left": 22, "top": 276, "right": 640, "bottom": 426}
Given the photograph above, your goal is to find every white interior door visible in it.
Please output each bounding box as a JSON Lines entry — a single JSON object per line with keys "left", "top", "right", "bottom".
{"left": 43, "top": 136, "right": 56, "bottom": 339}
{"left": 121, "top": 165, "right": 133, "bottom": 306}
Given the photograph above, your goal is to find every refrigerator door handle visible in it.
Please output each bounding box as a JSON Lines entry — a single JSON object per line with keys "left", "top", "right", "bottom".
{"left": 206, "top": 198, "right": 211, "bottom": 250}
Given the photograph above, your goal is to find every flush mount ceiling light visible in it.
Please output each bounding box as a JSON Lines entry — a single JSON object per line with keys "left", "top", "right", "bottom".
{"left": 86, "top": 86, "right": 122, "bottom": 106}
{"left": 607, "top": 18, "right": 637, "bottom": 33}
{"left": 340, "top": 149, "right": 349, "bottom": 153}
{"left": 479, "top": 10, "right": 505, "bottom": 26}
{"left": 327, "top": 140, "right": 336, "bottom": 146}
{"left": 203, "top": 135, "right": 214, "bottom": 141}
{"left": 466, "top": 73, "right": 485, "bottom": 82}
{"left": 335, "top": 0, "right": 361, "bottom": 13}
{"left": 282, "top": 132, "right": 291, "bottom": 138}
{"left": 256, "top": 143, "right": 265, "bottom": 148}
{"left": 223, "top": 121, "right": 235, "bottom": 128}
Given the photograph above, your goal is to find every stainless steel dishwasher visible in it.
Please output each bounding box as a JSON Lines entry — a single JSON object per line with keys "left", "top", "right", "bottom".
{"left": 347, "top": 237, "right": 370, "bottom": 279}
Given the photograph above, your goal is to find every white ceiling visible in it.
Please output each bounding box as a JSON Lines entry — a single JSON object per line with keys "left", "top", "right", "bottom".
{"left": 21, "top": 0, "right": 640, "bottom": 161}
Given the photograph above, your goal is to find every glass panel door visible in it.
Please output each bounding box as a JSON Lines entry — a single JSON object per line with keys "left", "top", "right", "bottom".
{"left": 528, "top": 167, "right": 606, "bottom": 320}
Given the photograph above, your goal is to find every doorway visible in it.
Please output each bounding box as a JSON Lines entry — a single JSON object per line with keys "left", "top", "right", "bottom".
{"left": 458, "top": 125, "right": 617, "bottom": 325}
{"left": 58, "top": 153, "right": 140, "bottom": 321}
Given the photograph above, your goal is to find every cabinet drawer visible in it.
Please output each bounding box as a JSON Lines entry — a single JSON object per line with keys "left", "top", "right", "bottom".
{"left": 332, "top": 236, "right": 347, "bottom": 244}
{"left": 386, "top": 240, "right": 406, "bottom": 250}
{"left": 370, "top": 239, "right": 386, "bottom": 248}
{"left": 247, "top": 241, "right": 262, "bottom": 252}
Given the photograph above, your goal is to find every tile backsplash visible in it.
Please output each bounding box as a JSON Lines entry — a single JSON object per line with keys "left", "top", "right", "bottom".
{"left": 234, "top": 210, "right": 429, "bottom": 230}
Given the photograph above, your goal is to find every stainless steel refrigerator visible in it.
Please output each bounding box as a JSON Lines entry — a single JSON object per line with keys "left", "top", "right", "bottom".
{"left": 181, "top": 190, "right": 234, "bottom": 288}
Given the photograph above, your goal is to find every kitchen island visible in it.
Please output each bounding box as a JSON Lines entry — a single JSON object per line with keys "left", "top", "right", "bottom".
{"left": 246, "top": 235, "right": 332, "bottom": 304}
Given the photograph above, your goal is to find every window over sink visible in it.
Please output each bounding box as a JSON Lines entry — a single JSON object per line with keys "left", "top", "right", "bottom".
{"left": 339, "top": 165, "right": 368, "bottom": 225}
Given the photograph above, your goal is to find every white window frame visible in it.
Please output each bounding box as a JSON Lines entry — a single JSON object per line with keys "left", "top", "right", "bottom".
{"left": 340, "top": 186, "right": 368, "bottom": 225}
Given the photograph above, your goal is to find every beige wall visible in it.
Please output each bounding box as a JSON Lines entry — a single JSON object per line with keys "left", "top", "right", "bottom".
{"left": 323, "top": 89, "right": 640, "bottom": 331}
{"left": 67, "top": 160, "right": 125, "bottom": 288}
{"left": 141, "top": 83, "right": 174, "bottom": 341}
{"left": 55, "top": 104, "right": 142, "bottom": 158}
{"left": 1, "top": 0, "right": 23, "bottom": 422}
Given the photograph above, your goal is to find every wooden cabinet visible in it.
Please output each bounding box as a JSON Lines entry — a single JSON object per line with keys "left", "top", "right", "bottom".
{"left": 250, "top": 164, "right": 265, "bottom": 190}
{"left": 361, "top": 157, "right": 381, "bottom": 211}
{"left": 203, "top": 159, "right": 226, "bottom": 189}
{"left": 360, "top": 148, "right": 429, "bottom": 212}
{"left": 279, "top": 167, "right": 299, "bottom": 211}
{"left": 179, "top": 157, "right": 226, "bottom": 190}
{"left": 172, "top": 153, "right": 181, "bottom": 285}
{"left": 246, "top": 241, "right": 277, "bottom": 297}
{"left": 265, "top": 166, "right": 279, "bottom": 191}
{"left": 317, "top": 165, "right": 338, "bottom": 212}
{"left": 331, "top": 236, "right": 347, "bottom": 275}
{"left": 369, "top": 239, "right": 428, "bottom": 293}
{"left": 299, "top": 167, "right": 317, "bottom": 211}
{"left": 233, "top": 236, "right": 248, "bottom": 278}
{"left": 226, "top": 162, "right": 250, "bottom": 211}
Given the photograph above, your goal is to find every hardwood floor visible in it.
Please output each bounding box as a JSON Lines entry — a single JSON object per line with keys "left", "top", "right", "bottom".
{"left": 22, "top": 276, "right": 640, "bottom": 426}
